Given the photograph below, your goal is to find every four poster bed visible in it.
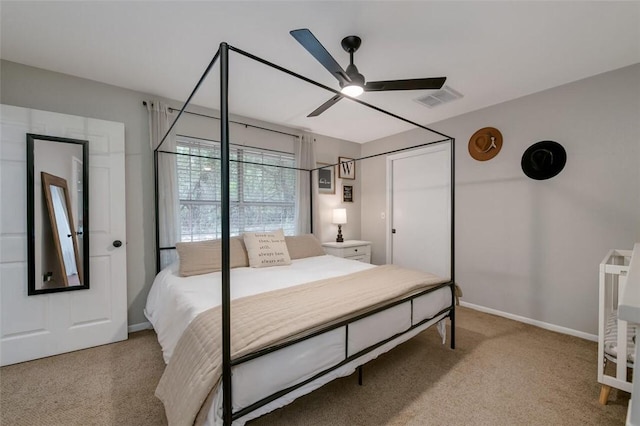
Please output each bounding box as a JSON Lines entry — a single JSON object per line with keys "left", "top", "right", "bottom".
{"left": 147, "top": 42, "right": 457, "bottom": 426}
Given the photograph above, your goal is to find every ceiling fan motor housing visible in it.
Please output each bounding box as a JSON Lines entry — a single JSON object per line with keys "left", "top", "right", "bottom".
{"left": 343, "top": 63, "right": 365, "bottom": 87}
{"left": 341, "top": 36, "right": 365, "bottom": 87}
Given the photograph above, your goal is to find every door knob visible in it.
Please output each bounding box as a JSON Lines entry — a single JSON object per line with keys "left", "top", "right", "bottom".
{"left": 392, "top": 229, "right": 396, "bottom": 234}
{"left": 113, "top": 240, "right": 123, "bottom": 248}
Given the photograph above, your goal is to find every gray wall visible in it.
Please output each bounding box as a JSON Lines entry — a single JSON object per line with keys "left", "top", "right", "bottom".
{"left": 313, "top": 134, "right": 362, "bottom": 244}
{"left": 0, "top": 59, "right": 362, "bottom": 326}
{"left": 361, "top": 63, "right": 640, "bottom": 335}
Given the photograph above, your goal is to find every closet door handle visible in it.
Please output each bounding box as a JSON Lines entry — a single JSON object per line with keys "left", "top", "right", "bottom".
{"left": 113, "top": 240, "right": 123, "bottom": 248}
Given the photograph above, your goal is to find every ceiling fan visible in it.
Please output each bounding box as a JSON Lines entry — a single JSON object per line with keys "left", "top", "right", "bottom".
{"left": 290, "top": 28, "right": 447, "bottom": 117}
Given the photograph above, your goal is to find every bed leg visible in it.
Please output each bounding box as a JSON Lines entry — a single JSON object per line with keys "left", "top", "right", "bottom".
{"left": 599, "top": 384, "right": 611, "bottom": 405}
{"left": 450, "top": 307, "right": 456, "bottom": 350}
{"left": 358, "top": 366, "right": 363, "bottom": 386}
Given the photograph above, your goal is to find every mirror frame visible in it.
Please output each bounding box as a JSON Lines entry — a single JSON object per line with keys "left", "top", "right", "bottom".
{"left": 27, "top": 134, "right": 90, "bottom": 295}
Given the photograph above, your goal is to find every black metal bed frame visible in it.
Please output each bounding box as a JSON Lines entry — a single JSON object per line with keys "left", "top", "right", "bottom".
{"left": 153, "top": 42, "right": 456, "bottom": 426}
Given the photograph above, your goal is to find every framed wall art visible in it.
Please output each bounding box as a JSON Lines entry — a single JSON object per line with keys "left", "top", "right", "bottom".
{"left": 343, "top": 185, "right": 353, "bottom": 202}
{"left": 317, "top": 163, "right": 335, "bottom": 194}
{"left": 338, "top": 157, "right": 355, "bottom": 180}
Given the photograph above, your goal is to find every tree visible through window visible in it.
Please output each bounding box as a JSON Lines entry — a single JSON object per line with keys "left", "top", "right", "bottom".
{"left": 176, "top": 137, "right": 296, "bottom": 241}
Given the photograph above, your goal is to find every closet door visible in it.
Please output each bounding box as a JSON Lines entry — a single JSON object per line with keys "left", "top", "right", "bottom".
{"left": 386, "top": 143, "right": 451, "bottom": 280}
{"left": 0, "top": 105, "right": 127, "bottom": 366}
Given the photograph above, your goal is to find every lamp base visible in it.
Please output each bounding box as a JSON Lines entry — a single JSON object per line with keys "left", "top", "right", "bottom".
{"left": 336, "top": 224, "right": 344, "bottom": 243}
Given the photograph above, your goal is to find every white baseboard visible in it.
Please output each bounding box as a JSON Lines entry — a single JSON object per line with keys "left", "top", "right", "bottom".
{"left": 128, "top": 321, "right": 152, "bottom": 333}
{"left": 459, "top": 301, "right": 598, "bottom": 342}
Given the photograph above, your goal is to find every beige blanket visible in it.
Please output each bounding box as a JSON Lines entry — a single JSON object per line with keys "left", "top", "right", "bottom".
{"left": 155, "top": 264, "right": 448, "bottom": 426}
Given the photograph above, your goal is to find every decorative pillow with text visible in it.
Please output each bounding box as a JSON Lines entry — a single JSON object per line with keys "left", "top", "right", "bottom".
{"left": 243, "top": 229, "right": 292, "bottom": 268}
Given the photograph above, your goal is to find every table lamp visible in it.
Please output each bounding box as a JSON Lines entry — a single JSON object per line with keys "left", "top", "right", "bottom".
{"left": 332, "top": 208, "right": 347, "bottom": 243}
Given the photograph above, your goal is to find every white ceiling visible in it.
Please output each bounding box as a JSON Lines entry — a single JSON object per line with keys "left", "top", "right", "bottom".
{"left": 1, "top": 1, "right": 639, "bottom": 143}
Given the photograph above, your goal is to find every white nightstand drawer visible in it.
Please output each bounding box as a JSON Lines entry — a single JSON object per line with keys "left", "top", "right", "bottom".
{"left": 342, "top": 245, "right": 370, "bottom": 257}
{"left": 321, "top": 240, "right": 372, "bottom": 264}
{"left": 349, "top": 254, "right": 370, "bottom": 263}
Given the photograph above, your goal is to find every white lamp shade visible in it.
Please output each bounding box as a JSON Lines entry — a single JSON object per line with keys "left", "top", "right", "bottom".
{"left": 332, "top": 208, "right": 347, "bottom": 225}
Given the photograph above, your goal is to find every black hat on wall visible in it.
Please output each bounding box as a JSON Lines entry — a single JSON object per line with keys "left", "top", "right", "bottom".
{"left": 521, "top": 141, "right": 567, "bottom": 180}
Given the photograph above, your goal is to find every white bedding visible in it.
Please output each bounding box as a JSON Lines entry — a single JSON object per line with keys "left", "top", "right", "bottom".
{"left": 146, "top": 254, "right": 452, "bottom": 425}
{"left": 145, "top": 255, "right": 373, "bottom": 363}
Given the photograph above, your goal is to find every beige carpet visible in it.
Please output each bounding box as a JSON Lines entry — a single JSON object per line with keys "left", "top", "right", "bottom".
{"left": 0, "top": 307, "right": 629, "bottom": 425}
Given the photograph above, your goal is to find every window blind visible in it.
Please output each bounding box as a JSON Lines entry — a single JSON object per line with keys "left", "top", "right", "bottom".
{"left": 176, "top": 137, "right": 296, "bottom": 241}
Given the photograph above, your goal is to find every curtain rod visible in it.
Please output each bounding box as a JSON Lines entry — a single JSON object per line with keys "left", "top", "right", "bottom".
{"left": 142, "top": 101, "right": 300, "bottom": 139}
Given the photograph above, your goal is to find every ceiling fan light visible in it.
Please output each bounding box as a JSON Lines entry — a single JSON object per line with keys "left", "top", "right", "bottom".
{"left": 341, "top": 84, "right": 364, "bottom": 97}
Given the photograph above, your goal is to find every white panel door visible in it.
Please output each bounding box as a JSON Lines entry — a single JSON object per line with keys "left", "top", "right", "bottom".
{"left": 387, "top": 144, "right": 451, "bottom": 280}
{"left": 0, "top": 105, "right": 127, "bottom": 366}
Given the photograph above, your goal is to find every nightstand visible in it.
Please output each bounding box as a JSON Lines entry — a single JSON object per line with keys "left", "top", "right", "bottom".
{"left": 322, "top": 240, "right": 372, "bottom": 263}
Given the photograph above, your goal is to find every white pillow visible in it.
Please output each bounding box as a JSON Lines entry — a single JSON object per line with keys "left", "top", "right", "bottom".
{"left": 243, "top": 229, "right": 292, "bottom": 268}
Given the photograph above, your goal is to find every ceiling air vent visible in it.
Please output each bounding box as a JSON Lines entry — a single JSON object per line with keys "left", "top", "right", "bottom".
{"left": 414, "top": 85, "right": 463, "bottom": 108}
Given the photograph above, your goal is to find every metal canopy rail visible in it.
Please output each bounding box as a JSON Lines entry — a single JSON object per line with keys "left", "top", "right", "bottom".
{"left": 153, "top": 41, "right": 455, "bottom": 426}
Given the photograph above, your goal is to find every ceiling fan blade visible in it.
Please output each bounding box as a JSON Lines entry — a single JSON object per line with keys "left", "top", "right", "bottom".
{"left": 364, "top": 77, "right": 446, "bottom": 92}
{"left": 290, "top": 29, "right": 350, "bottom": 86}
{"left": 307, "top": 95, "right": 343, "bottom": 117}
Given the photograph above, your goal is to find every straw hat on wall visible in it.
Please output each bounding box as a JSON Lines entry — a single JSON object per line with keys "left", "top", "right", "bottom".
{"left": 468, "top": 127, "right": 503, "bottom": 161}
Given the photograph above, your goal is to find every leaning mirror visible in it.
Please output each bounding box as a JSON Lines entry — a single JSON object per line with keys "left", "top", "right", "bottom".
{"left": 27, "top": 134, "right": 89, "bottom": 295}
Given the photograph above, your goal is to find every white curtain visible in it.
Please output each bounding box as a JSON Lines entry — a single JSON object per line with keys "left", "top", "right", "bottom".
{"left": 294, "top": 133, "right": 316, "bottom": 234}
{"left": 147, "top": 101, "right": 180, "bottom": 267}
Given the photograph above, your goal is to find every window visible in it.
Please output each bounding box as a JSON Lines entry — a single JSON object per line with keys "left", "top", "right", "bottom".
{"left": 176, "top": 137, "right": 297, "bottom": 241}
